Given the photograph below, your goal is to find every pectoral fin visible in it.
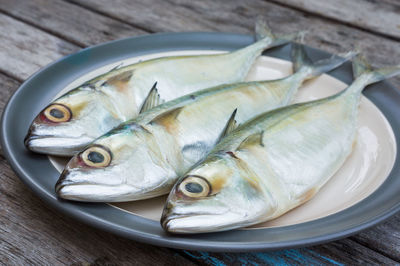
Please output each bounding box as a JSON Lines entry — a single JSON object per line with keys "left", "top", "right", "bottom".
{"left": 140, "top": 82, "right": 165, "bottom": 113}
{"left": 236, "top": 131, "right": 265, "bottom": 151}
{"left": 149, "top": 107, "right": 183, "bottom": 133}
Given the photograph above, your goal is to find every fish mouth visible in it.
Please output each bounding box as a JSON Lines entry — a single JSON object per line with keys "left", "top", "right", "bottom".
{"left": 56, "top": 182, "right": 157, "bottom": 202}
{"left": 56, "top": 182, "right": 112, "bottom": 202}
{"left": 56, "top": 171, "right": 160, "bottom": 202}
{"left": 161, "top": 212, "right": 240, "bottom": 234}
{"left": 161, "top": 206, "right": 236, "bottom": 234}
{"left": 24, "top": 133, "right": 93, "bottom": 156}
{"left": 55, "top": 176, "right": 120, "bottom": 202}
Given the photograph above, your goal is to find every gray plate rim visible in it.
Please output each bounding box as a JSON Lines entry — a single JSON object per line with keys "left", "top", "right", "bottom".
{"left": 1, "top": 32, "right": 400, "bottom": 252}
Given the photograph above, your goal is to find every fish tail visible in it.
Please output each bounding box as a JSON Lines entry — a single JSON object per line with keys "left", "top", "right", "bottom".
{"left": 292, "top": 40, "right": 356, "bottom": 80}
{"left": 343, "top": 54, "right": 400, "bottom": 96}
{"left": 353, "top": 53, "right": 400, "bottom": 84}
{"left": 254, "top": 17, "right": 300, "bottom": 49}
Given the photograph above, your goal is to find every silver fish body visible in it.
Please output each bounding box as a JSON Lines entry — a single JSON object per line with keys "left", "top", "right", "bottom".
{"left": 55, "top": 45, "right": 351, "bottom": 202}
{"left": 25, "top": 21, "right": 294, "bottom": 156}
{"left": 161, "top": 56, "right": 400, "bottom": 234}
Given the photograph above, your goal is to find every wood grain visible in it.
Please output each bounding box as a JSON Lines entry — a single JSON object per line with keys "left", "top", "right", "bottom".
{"left": 269, "top": 0, "right": 400, "bottom": 40}
{"left": 0, "top": 73, "right": 20, "bottom": 157}
{"left": 183, "top": 238, "right": 399, "bottom": 265}
{"left": 0, "top": 0, "right": 147, "bottom": 47}
{"left": 69, "top": 0, "right": 400, "bottom": 87}
{"left": 0, "top": 14, "right": 78, "bottom": 80}
{"left": 350, "top": 213, "right": 400, "bottom": 262}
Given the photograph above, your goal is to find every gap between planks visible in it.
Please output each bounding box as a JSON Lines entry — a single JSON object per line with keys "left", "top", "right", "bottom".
{"left": 0, "top": 68, "right": 24, "bottom": 83}
{"left": 64, "top": 0, "right": 156, "bottom": 34}
{"left": 266, "top": 0, "right": 400, "bottom": 43}
{"left": 0, "top": 9, "right": 86, "bottom": 48}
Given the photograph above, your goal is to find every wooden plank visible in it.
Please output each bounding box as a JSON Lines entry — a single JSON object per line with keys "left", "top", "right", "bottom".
{"left": 0, "top": 73, "right": 19, "bottom": 115}
{"left": 269, "top": 0, "right": 400, "bottom": 40}
{"left": 182, "top": 238, "right": 398, "bottom": 265}
{"left": 0, "top": 119, "right": 194, "bottom": 264}
{"left": 0, "top": 0, "right": 147, "bottom": 47}
{"left": 350, "top": 213, "right": 400, "bottom": 262}
{"left": 69, "top": 0, "right": 400, "bottom": 87}
{"left": 0, "top": 14, "right": 78, "bottom": 80}
{"left": 0, "top": 73, "right": 20, "bottom": 157}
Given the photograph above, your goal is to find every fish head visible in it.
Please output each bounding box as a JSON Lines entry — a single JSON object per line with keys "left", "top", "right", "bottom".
{"left": 161, "top": 153, "right": 275, "bottom": 233}
{"left": 55, "top": 123, "right": 176, "bottom": 202}
{"left": 25, "top": 86, "right": 123, "bottom": 156}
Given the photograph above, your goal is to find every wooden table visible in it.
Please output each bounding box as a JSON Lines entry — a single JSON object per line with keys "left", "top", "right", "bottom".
{"left": 0, "top": 0, "right": 399, "bottom": 264}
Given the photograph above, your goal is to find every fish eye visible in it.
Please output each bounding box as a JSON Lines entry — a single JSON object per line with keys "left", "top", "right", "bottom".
{"left": 81, "top": 145, "right": 112, "bottom": 168}
{"left": 43, "top": 104, "right": 72, "bottom": 123}
{"left": 179, "top": 175, "right": 211, "bottom": 198}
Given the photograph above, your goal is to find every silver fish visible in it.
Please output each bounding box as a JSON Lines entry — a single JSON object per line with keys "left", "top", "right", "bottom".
{"left": 25, "top": 20, "right": 296, "bottom": 156}
{"left": 55, "top": 43, "right": 352, "bottom": 202}
{"left": 161, "top": 55, "right": 400, "bottom": 234}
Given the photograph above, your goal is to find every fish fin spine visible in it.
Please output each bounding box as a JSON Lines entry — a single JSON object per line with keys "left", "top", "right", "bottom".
{"left": 139, "top": 82, "right": 165, "bottom": 114}
{"left": 218, "top": 108, "right": 239, "bottom": 142}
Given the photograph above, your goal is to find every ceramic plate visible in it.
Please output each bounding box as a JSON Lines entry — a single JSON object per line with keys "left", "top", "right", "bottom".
{"left": 1, "top": 33, "right": 400, "bottom": 252}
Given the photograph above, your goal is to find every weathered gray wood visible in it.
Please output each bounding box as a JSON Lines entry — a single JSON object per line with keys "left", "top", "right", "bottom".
{"left": 350, "top": 213, "right": 400, "bottom": 262}
{"left": 69, "top": 0, "right": 400, "bottom": 87}
{"left": 0, "top": 0, "right": 147, "bottom": 47}
{"left": 0, "top": 14, "right": 78, "bottom": 80}
{"left": 0, "top": 73, "right": 20, "bottom": 157}
{"left": 183, "top": 238, "right": 399, "bottom": 265}
{"left": 0, "top": 73, "right": 19, "bottom": 114}
{"left": 269, "top": 0, "right": 400, "bottom": 40}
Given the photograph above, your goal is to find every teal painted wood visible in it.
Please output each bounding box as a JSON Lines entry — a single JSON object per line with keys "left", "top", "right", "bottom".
{"left": 183, "top": 249, "right": 343, "bottom": 265}
{"left": 180, "top": 237, "right": 399, "bottom": 265}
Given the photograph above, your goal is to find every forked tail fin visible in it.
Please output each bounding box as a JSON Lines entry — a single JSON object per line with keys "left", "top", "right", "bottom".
{"left": 291, "top": 39, "right": 356, "bottom": 80}
{"left": 353, "top": 54, "right": 400, "bottom": 84}
{"left": 254, "top": 17, "right": 301, "bottom": 49}
{"left": 344, "top": 54, "right": 400, "bottom": 95}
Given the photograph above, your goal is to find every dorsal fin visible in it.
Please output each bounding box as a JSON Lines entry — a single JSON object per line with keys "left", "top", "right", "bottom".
{"left": 218, "top": 109, "right": 239, "bottom": 142}
{"left": 106, "top": 70, "right": 133, "bottom": 86}
{"left": 148, "top": 106, "right": 183, "bottom": 133}
{"left": 109, "top": 63, "right": 124, "bottom": 72}
{"left": 139, "top": 82, "right": 165, "bottom": 113}
{"left": 236, "top": 131, "right": 264, "bottom": 151}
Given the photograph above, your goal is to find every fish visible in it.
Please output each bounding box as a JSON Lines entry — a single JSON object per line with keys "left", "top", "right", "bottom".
{"left": 55, "top": 42, "right": 353, "bottom": 202}
{"left": 24, "top": 19, "right": 297, "bottom": 156}
{"left": 160, "top": 55, "right": 400, "bottom": 234}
